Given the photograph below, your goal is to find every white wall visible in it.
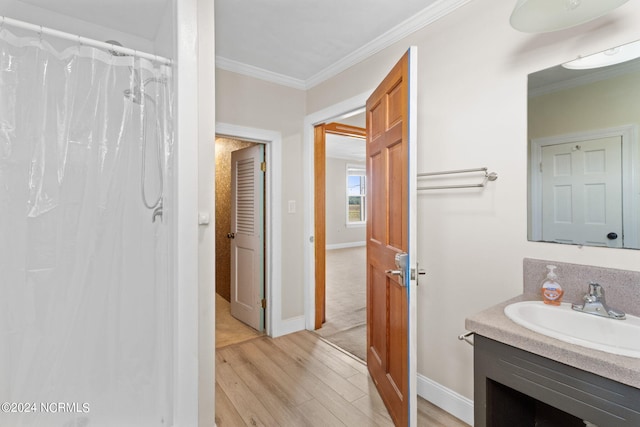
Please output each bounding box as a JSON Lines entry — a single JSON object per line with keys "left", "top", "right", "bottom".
{"left": 216, "top": 69, "right": 307, "bottom": 320}
{"left": 304, "top": 0, "right": 640, "bottom": 404}
{"left": 529, "top": 71, "right": 640, "bottom": 139}
{"left": 326, "top": 157, "right": 366, "bottom": 247}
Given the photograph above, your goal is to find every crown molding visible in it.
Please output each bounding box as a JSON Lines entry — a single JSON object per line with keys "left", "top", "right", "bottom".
{"left": 305, "top": 0, "right": 472, "bottom": 89}
{"left": 529, "top": 59, "right": 640, "bottom": 98}
{"left": 215, "top": 56, "right": 307, "bottom": 90}
{"left": 215, "top": 0, "right": 471, "bottom": 90}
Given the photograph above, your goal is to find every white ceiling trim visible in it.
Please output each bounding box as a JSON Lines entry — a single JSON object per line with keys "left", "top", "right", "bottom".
{"left": 216, "top": 56, "right": 307, "bottom": 90}
{"left": 215, "top": 0, "right": 471, "bottom": 90}
{"left": 306, "top": 0, "right": 472, "bottom": 89}
{"left": 529, "top": 60, "right": 640, "bottom": 98}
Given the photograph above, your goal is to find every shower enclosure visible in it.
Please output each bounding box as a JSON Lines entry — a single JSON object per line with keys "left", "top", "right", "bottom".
{"left": 0, "top": 20, "right": 174, "bottom": 427}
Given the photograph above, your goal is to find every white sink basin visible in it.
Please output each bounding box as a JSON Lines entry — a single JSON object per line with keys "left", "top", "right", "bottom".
{"left": 504, "top": 301, "right": 640, "bottom": 358}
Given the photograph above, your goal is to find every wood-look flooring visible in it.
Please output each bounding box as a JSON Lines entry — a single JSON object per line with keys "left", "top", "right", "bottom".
{"left": 215, "top": 330, "right": 470, "bottom": 426}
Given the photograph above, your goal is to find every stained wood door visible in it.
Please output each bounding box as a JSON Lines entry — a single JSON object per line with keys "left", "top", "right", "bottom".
{"left": 230, "top": 145, "right": 265, "bottom": 331}
{"left": 541, "top": 136, "right": 622, "bottom": 247}
{"left": 366, "top": 48, "right": 417, "bottom": 426}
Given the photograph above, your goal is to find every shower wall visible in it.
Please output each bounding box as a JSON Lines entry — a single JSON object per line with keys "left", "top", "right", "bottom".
{"left": 0, "top": 2, "right": 178, "bottom": 426}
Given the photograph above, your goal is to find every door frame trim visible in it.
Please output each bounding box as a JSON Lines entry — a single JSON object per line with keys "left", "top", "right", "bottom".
{"left": 216, "top": 122, "right": 282, "bottom": 336}
{"left": 313, "top": 123, "right": 367, "bottom": 330}
{"left": 530, "top": 124, "right": 639, "bottom": 248}
{"left": 303, "top": 91, "right": 372, "bottom": 330}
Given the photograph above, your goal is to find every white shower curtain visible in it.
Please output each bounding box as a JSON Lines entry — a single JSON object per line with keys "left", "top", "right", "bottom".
{"left": 0, "top": 27, "right": 173, "bottom": 427}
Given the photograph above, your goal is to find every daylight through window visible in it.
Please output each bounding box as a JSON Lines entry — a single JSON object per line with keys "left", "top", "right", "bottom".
{"left": 347, "top": 165, "right": 366, "bottom": 224}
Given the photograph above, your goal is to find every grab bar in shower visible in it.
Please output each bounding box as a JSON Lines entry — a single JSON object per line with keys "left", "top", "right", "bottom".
{"left": 417, "top": 167, "right": 498, "bottom": 190}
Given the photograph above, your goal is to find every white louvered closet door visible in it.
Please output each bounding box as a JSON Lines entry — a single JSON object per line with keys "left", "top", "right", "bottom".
{"left": 230, "top": 144, "right": 265, "bottom": 331}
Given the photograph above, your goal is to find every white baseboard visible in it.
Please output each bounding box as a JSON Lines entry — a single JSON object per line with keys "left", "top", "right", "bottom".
{"left": 326, "top": 241, "right": 366, "bottom": 250}
{"left": 417, "top": 373, "right": 474, "bottom": 426}
{"left": 271, "top": 315, "right": 305, "bottom": 338}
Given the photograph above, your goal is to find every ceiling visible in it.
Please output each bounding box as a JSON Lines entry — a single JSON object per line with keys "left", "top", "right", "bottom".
{"left": 18, "top": 0, "right": 170, "bottom": 40}
{"left": 215, "top": 0, "right": 468, "bottom": 89}
{"left": 11, "top": 0, "right": 469, "bottom": 89}
{"left": 326, "top": 134, "right": 365, "bottom": 162}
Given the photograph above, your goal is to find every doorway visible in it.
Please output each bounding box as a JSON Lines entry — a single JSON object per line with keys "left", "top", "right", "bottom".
{"left": 313, "top": 120, "right": 368, "bottom": 360}
{"left": 304, "top": 48, "right": 418, "bottom": 426}
{"left": 215, "top": 136, "right": 265, "bottom": 347}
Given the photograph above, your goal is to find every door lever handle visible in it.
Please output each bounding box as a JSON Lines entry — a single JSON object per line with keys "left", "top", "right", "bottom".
{"left": 385, "top": 269, "right": 403, "bottom": 275}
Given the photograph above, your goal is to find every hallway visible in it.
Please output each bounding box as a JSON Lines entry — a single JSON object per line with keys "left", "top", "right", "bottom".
{"left": 314, "top": 246, "right": 367, "bottom": 360}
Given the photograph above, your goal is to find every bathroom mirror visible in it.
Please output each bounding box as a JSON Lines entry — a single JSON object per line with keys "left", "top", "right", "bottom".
{"left": 527, "top": 39, "right": 640, "bottom": 249}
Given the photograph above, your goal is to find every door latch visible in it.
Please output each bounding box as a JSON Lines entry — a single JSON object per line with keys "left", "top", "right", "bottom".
{"left": 410, "top": 268, "right": 426, "bottom": 281}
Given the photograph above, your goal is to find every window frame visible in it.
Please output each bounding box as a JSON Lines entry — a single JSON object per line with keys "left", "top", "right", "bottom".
{"left": 346, "top": 164, "right": 366, "bottom": 226}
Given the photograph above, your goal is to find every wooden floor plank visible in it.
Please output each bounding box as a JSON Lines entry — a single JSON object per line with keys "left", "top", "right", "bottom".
{"left": 298, "top": 399, "right": 346, "bottom": 427}
{"left": 303, "top": 330, "right": 370, "bottom": 375}
{"left": 234, "top": 340, "right": 313, "bottom": 405}
{"left": 273, "top": 334, "right": 365, "bottom": 402}
{"left": 288, "top": 330, "right": 364, "bottom": 377}
{"left": 347, "top": 371, "right": 384, "bottom": 398}
{"left": 215, "top": 352, "right": 279, "bottom": 426}
{"left": 214, "top": 383, "right": 246, "bottom": 427}
{"left": 417, "top": 395, "right": 470, "bottom": 427}
{"left": 349, "top": 374, "right": 395, "bottom": 426}
{"left": 252, "top": 335, "right": 300, "bottom": 368}
{"left": 215, "top": 331, "right": 471, "bottom": 427}
{"left": 232, "top": 360, "right": 309, "bottom": 426}
{"left": 284, "top": 360, "right": 382, "bottom": 426}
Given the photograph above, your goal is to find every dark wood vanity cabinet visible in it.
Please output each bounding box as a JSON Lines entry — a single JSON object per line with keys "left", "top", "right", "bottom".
{"left": 474, "top": 335, "right": 640, "bottom": 427}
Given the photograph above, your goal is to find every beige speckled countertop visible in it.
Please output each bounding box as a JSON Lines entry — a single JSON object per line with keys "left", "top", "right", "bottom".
{"left": 465, "top": 293, "right": 640, "bottom": 390}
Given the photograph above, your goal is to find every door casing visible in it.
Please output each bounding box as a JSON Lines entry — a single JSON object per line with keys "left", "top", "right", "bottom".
{"left": 216, "top": 123, "right": 284, "bottom": 337}
{"left": 314, "top": 122, "right": 367, "bottom": 330}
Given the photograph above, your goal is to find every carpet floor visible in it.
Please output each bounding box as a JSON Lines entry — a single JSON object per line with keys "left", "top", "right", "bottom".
{"left": 314, "top": 246, "right": 367, "bottom": 361}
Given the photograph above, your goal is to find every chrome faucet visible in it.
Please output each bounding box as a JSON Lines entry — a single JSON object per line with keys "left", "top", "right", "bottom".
{"left": 571, "top": 283, "right": 626, "bottom": 320}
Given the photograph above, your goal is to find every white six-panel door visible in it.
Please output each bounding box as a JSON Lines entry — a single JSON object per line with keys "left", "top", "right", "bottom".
{"left": 541, "top": 136, "right": 622, "bottom": 247}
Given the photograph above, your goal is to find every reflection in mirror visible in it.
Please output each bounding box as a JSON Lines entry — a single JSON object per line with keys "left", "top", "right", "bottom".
{"left": 528, "top": 39, "right": 640, "bottom": 249}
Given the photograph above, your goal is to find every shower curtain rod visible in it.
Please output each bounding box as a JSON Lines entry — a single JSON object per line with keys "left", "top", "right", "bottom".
{"left": 1, "top": 15, "right": 172, "bottom": 65}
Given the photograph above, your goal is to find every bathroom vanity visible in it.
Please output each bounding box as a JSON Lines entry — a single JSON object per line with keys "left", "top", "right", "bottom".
{"left": 466, "top": 259, "right": 640, "bottom": 427}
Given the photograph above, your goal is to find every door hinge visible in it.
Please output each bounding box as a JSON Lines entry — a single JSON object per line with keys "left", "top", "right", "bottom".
{"left": 261, "top": 298, "right": 267, "bottom": 309}
{"left": 260, "top": 161, "right": 266, "bottom": 172}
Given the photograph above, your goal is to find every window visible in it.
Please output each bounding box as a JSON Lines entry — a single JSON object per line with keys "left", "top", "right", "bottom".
{"left": 347, "top": 165, "right": 366, "bottom": 224}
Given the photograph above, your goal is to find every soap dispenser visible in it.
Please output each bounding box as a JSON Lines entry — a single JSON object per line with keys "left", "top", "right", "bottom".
{"left": 541, "top": 265, "right": 563, "bottom": 306}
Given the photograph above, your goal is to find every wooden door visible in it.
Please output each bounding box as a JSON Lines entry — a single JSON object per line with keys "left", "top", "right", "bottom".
{"left": 230, "top": 145, "right": 265, "bottom": 331}
{"left": 366, "top": 48, "right": 417, "bottom": 426}
{"left": 541, "top": 136, "right": 622, "bottom": 247}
